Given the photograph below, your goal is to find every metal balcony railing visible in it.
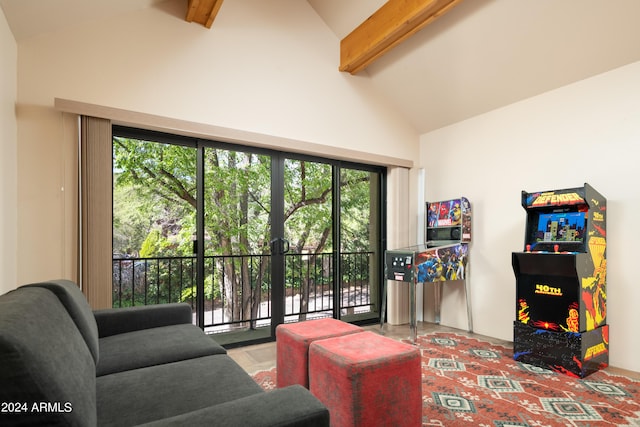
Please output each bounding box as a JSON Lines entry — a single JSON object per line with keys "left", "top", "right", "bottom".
{"left": 112, "top": 251, "right": 376, "bottom": 333}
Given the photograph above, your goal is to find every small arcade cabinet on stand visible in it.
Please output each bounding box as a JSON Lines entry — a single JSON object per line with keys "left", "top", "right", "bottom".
{"left": 512, "top": 183, "right": 608, "bottom": 377}
{"left": 382, "top": 197, "right": 473, "bottom": 343}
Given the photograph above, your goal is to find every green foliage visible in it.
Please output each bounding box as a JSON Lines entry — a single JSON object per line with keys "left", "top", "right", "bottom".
{"left": 113, "top": 137, "right": 196, "bottom": 258}
{"left": 112, "top": 135, "right": 379, "bottom": 312}
{"left": 284, "top": 159, "right": 333, "bottom": 253}
{"left": 113, "top": 180, "right": 152, "bottom": 257}
{"left": 180, "top": 274, "right": 216, "bottom": 302}
{"left": 139, "top": 229, "right": 160, "bottom": 257}
{"left": 340, "top": 169, "right": 375, "bottom": 252}
{"left": 202, "top": 149, "right": 271, "bottom": 256}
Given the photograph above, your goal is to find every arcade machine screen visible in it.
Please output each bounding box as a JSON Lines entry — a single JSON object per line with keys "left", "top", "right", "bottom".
{"left": 527, "top": 210, "right": 587, "bottom": 252}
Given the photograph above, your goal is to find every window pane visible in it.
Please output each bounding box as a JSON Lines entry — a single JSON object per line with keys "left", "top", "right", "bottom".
{"left": 112, "top": 136, "right": 197, "bottom": 309}
{"left": 340, "top": 168, "right": 381, "bottom": 320}
{"left": 283, "top": 159, "right": 333, "bottom": 321}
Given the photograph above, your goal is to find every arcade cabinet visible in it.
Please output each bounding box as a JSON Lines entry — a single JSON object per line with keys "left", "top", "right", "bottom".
{"left": 512, "top": 183, "right": 608, "bottom": 377}
{"left": 383, "top": 197, "right": 472, "bottom": 343}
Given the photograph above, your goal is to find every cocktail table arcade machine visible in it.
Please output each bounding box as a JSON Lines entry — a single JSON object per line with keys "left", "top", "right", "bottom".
{"left": 382, "top": 197, "right": 472, "bottom": 343}
{"left": 512, "top": 183, "right": 608, "bottom": 377}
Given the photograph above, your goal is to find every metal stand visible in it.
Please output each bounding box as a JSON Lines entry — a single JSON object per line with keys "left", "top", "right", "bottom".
{"left": 380, "top": 279, "right": 418, "bottom": 344}
{"left": 409, "top": 279, "right": 417, "bottom": 343}
{"left": 381, "top": 272, "right": 473, "bottom": 344}
{"left": 464, "top": 270, "right": 473, "bottom": 332}
{"left": 432, "top": 270, "right": 473, "bottom": 332}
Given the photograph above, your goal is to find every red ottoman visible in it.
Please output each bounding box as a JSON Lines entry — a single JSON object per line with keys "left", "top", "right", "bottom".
{"left": 276, "top": 318, "right": 363, "bottom": 388}
{"left": 309, "top": 331, "right": 421, "bottom": 427}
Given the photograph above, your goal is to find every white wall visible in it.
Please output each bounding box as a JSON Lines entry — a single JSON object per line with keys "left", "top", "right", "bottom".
{"left": 14, "top": 0, "right": 419, "bottom": 284}
{"left": 420, "top": 61, "right": 640, "bottom": 372}
{"left": 17, "top": 0, "right": 417, "bottom": 156}
{"left": 16, "top": 106, "right": 78, "bottom": 285}
{"left": 0, "top": 8, "right": 17, "bottom": 295}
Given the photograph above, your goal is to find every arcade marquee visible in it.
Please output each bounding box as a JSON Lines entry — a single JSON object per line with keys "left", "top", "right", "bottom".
{"left": 512, "top": 183, "right": 608, "bottom": 378}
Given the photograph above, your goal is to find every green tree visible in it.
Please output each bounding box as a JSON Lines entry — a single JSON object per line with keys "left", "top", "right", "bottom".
{"left": 113, "top": 138, "right": 197, "bottom": 258}
{"left": 113, "top": 137, "right": 375, "bottom": 326}
{"left": 202, "top": 149, "right": 271, "bottom": 326}
{"left": 284, "top": 159, "right": 332, "bottom": 319}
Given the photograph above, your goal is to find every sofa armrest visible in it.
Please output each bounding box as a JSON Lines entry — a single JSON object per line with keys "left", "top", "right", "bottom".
{"left": 94, "top": 303, "right": 193, "bottom": 338}
{"left": 137, "top": 385, "right": 329, "bottom": 427}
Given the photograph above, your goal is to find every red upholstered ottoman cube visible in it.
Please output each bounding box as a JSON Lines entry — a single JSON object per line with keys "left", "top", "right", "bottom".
{"left": 276, "top": 318, "right": 363, "bottom": 388}
{"left": 309, "top": 331, "right": 421, "bottom": 427}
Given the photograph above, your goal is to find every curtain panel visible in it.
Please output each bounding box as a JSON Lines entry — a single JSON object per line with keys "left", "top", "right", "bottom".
{"left": 80, "top": 116, "right": 112, "bottom": 309}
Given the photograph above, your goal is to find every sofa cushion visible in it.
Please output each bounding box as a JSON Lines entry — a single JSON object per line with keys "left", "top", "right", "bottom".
{"left": 94, "top": 303, "right": 193, "bottom": 338}
{"left": 0, "top": 287, "right": 97, "bottom": 427}
{"left": 97, "top": 323, "right": 227, "bottom": 376}
{"left": 137, "top": 385, "right": 330, "bottom": 427}
{"left": 22, "top": 280, "right": 100, "bottom": 364}
{"left": 97, "top": 354, "right": 263, "bottom": 426}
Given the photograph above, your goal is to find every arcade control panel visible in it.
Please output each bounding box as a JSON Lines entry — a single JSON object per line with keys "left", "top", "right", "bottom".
{"left": 385, "top": 250, "right": 417, "bottom": 283}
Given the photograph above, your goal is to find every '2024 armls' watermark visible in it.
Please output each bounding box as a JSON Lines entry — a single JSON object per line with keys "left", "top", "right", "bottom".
{"left": 1, "top": 402, "right": 73, "bottom": 413}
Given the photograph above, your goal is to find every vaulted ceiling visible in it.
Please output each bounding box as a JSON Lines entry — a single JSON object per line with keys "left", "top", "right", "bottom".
{"left": 3, "top": 0, "right": 640, "bottom": 133}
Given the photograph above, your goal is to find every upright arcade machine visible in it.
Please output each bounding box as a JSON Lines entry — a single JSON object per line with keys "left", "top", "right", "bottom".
{"left": 383, "top": 197, "right": 472, "bottom": 343}
{"left": 512, "top": 183, "right": 608, "bottom": 377}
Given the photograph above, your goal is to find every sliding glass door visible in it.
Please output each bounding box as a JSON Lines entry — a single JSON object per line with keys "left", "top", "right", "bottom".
{"left": 339, "top": 168, "right": 382, "bottom": 322}
{"left": 112, "top": 126, "right": 385, "bottom": 345}
{"left": 282, "top": 158, "right": 334, "bottom": 323}
{"left": 199, "top": 146, "right": 273, "bottom": 342}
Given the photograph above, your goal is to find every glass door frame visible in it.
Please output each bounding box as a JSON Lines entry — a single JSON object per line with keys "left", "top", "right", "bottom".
{"left": 112, "top": 125, "right": 386, "bottom": 345}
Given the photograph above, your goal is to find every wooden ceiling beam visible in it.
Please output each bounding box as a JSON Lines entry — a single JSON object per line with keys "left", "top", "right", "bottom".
{"left": 186, "top": 0, "right": 224, "bottom": 29}
{"left": 340, "top": 0, "right": 463, "bottom": 74}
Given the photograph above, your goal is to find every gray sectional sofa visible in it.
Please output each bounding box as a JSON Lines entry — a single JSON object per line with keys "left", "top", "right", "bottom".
{"left": 0, "top": 280, "right": 329, "bottom": 426}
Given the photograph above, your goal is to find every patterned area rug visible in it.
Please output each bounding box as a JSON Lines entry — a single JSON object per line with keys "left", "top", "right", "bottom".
{"left": 252, "top": 332, "right": 640, "bottom": 426}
